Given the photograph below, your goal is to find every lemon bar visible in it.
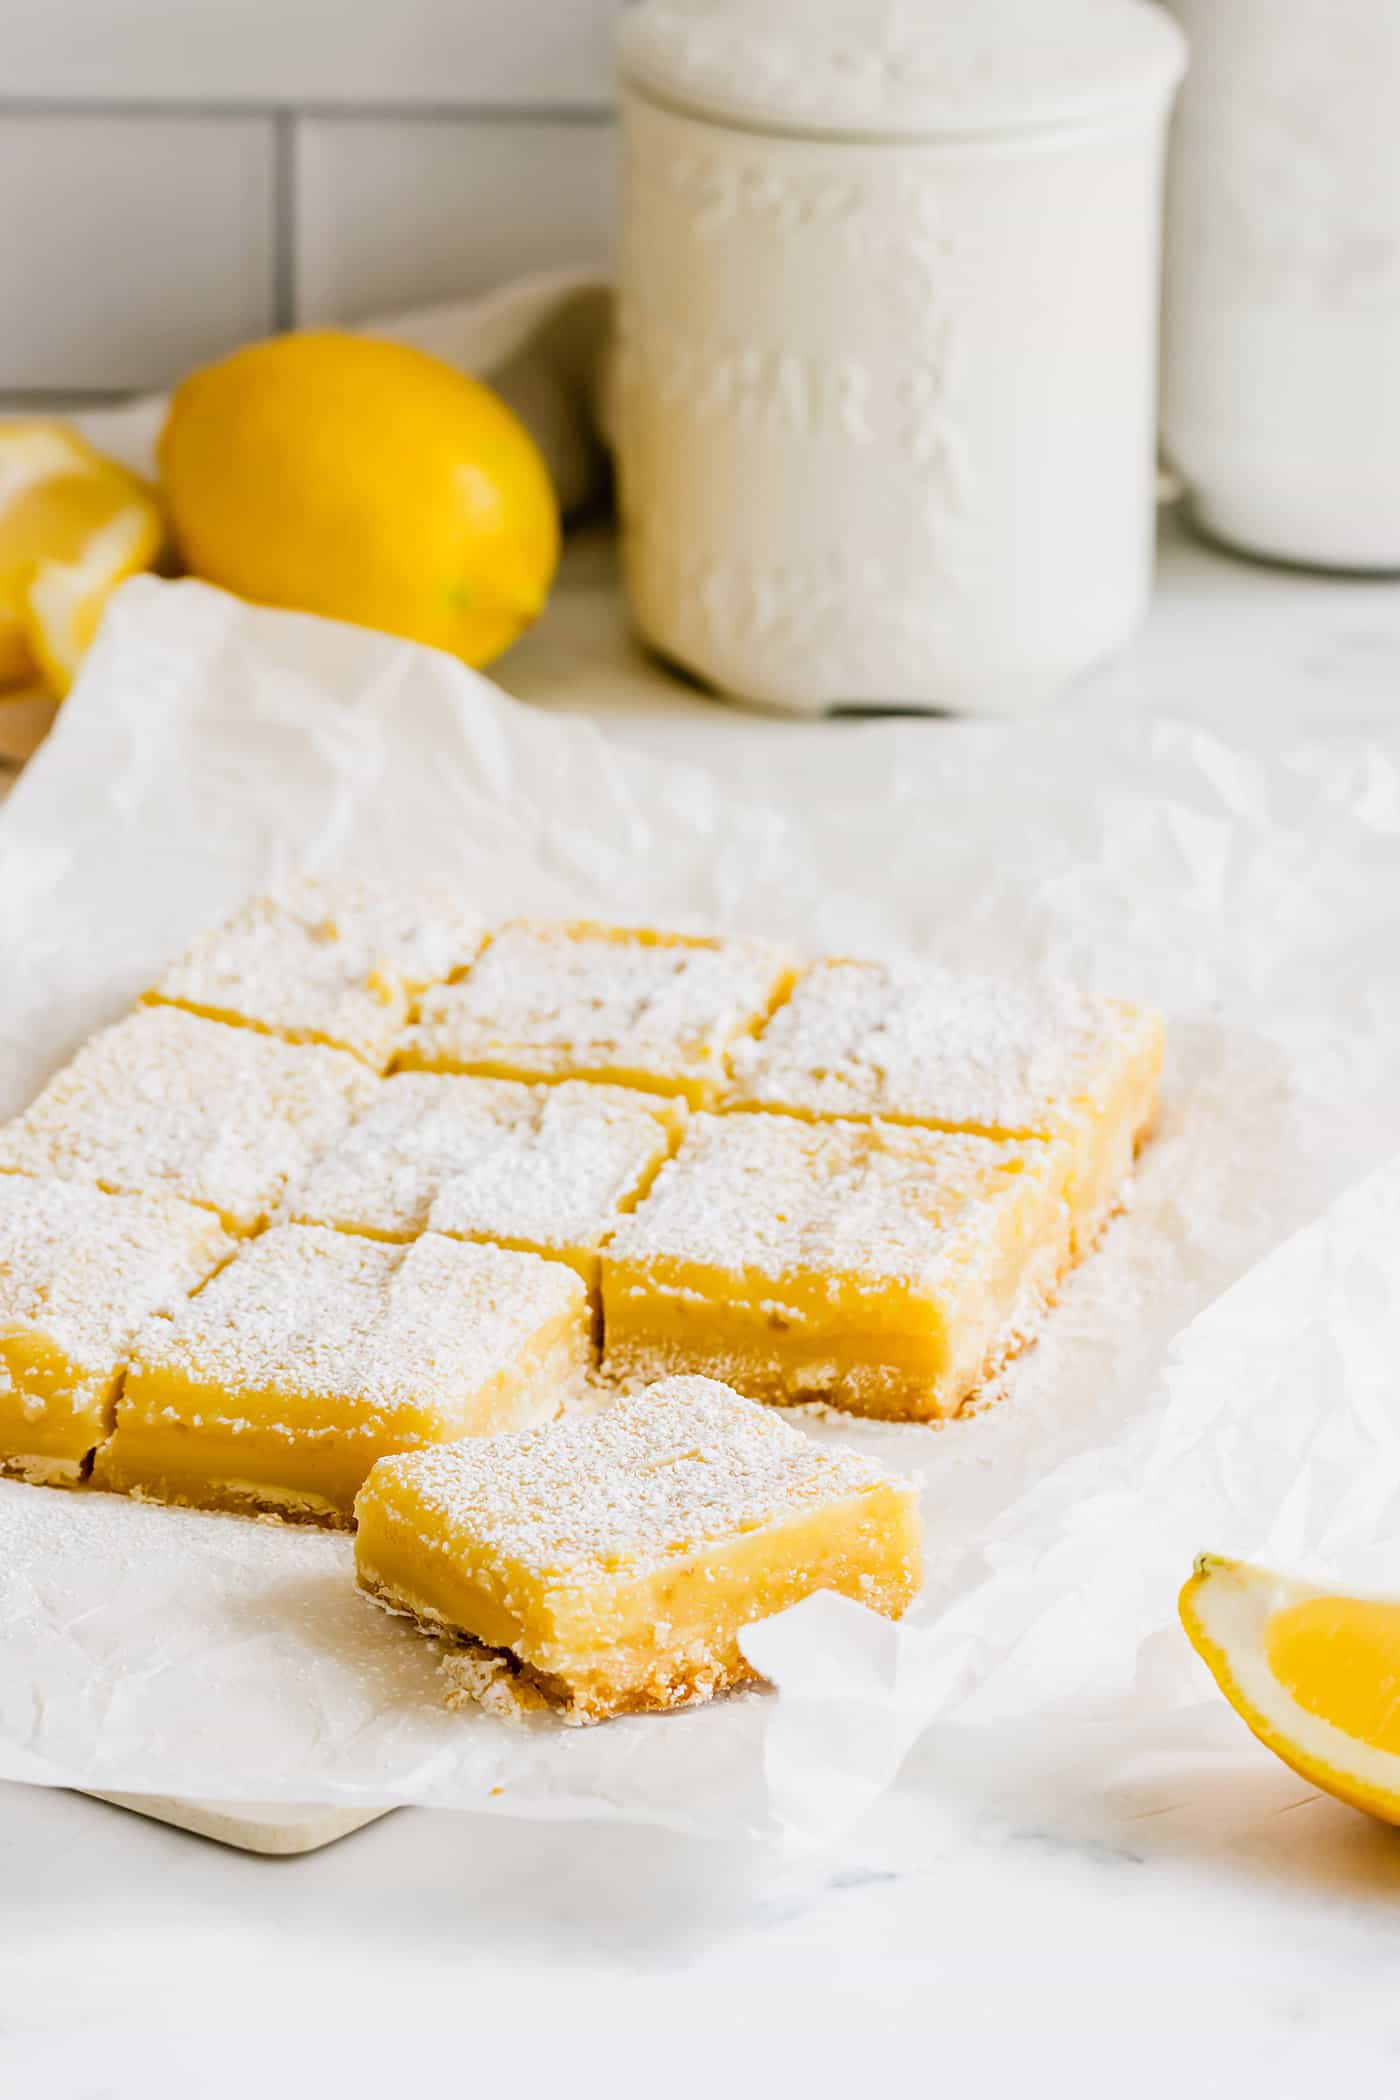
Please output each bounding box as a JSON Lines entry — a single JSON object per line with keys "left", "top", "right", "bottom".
{"left": 147, "top": 873, "right": 488, "bottom": 1070}
{"left": 400, "top": 921, "right": 795, "bottom": 1107}
{"left": 728, "top": 960, "right": 1164, "bottom": 1252}
{"left": 92, "top": 1224, "right": 591, "bottom": 1526}
{"left": 601, "top": 1112, "right": 1073, "bottom": 1421}
{"left": 0, "top": 1176, "right": 232, "bottom": 1487}
{"left": 287, "top": 1070, "right": 683, "bottom": 1291}
{"left": 355, "top": 1374, "right": 923, "bottom": 1725}
{"left": 0, "top": 1006, "right": 376, "bottom": 1234}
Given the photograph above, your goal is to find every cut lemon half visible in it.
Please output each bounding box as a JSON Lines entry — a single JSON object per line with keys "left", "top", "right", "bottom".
{"left": 0, "top": 424, "right": 92, "bottom": 683}
{"left": 23, "top": 501, "right": 162, "bottom": 696}
{"left": 1180, "top": 1553, "right": 1400, "bottom": 1825}
{"left": 0, "top": 420, "right": 163, "bottom": 696}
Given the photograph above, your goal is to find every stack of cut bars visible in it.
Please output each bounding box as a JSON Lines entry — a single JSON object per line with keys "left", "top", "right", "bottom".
{"left": 0, "top": 878, "right": 1162, "bottom": 1722}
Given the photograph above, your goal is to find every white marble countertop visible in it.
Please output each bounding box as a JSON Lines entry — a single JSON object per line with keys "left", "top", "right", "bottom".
{"left": 501, "top": 506, "right": 1400, "bottom": 754}
{"left": 4, "top": 512, "right": 1400, "bottom": 2097}
{"left": 5, "top": 1747, "right": 1400, "bottom": 2096}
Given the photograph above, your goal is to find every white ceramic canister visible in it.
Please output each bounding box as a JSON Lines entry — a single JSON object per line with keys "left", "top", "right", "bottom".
{"left": 1162, "top": 0, "right": 1400, "bottom": 571}
{"left": 611, "top": 0, "right": 1186, "bottom": 716}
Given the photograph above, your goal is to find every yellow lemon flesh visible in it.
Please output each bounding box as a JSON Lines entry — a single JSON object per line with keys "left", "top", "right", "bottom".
{"left": 159, "top": 332, "right": 560, "bottom": 671}
{"left": 0, "top": 422, "right": 162, "bottom": 694}
{"left": 1180, "top": 1553, "right": 1400, "bottom": 1825}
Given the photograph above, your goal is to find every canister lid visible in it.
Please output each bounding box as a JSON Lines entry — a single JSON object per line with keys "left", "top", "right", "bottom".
{"left": 618, "top": 0, "right": 1187, "bottom": 141}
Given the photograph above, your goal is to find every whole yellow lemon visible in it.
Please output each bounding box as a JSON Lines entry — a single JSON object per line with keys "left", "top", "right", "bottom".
{"left": 159, "top": 332, "right": 560, "bottom": 669}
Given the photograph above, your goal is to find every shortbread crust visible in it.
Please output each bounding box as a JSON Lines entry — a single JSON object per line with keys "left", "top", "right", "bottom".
{"left": 92, "top": 1224, "right": 591, "bottom": 1524}
{"left": 0, "top": 1176, "right": 232, "bottom": 1486}
{"left": 602, "top": 1112, "right": 1073, "bottom": 1421}
{"left": 355, "top": 1375, "right": 923, "bottom": 1724}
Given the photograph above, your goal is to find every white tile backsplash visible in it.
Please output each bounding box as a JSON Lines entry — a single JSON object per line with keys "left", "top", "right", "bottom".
{"left": 2, "top": 0, "right": 617, "bottom": 107}
{"left": 294, "top": 118, "right": 616, "bottom": 325}
{"left": 0, "top": 115, "right": 276, "bottom": 391}
{"left": 0, "top": 3, "right": 624, "bottom": 392}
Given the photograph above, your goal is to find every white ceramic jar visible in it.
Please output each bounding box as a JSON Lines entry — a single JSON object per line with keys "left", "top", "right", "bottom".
{"left": 1163, "top": 0, "right": 1400, "bottom": 571}
{"left": 612, "top": 0, "right": 1186, "bottom": 716}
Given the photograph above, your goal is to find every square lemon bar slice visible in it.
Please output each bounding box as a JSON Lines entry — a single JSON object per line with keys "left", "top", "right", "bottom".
{"left": 400, "top": 921, "right": 795, "bottom": 1107}
{"left": 355, "top": 1374, "right": 923, "bottom": 1725}
{"left": 93, "top": 1224, "right": 591, "bottom": 1526}
{"left": 148, "top": 873, "right": 488, "bottom": 1070}
{"left": 728, "top": 960, "right": 1164, "bottom": 1253}
{"left": 601, "top": 1112, "right": 1073, "bottom": 1421}
{"left": 287, "top": 1071, "right": 683, "bottom": 1292}
{"left": 0, "top": 1006, "right": 377, "bottom": 1234}
{"left": 0, "top": 1176, "right": 232, "bottom": 1487}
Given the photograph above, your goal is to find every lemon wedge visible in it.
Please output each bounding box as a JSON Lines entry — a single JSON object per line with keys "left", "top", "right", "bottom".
{"left": 23, "top": 501, "right": 163, "bottom": 697}
{"left": 1180, "top": 1553, "right": 1400, "bottom": 1825}
{"left": 0, "top": 420, "right": 163, "bottom": 697}
{"left": 0, "top": 423, "right": 92, "bottom": 685}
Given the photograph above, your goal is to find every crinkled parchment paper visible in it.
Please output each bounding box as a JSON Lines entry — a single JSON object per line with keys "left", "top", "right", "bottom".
{"left": 3, "top": 576, "right": 1400, "bottom": 1843}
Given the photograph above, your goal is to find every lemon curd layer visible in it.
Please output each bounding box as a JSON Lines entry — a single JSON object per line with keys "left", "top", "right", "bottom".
{"left": 355, "top": 1375, "right": 923, "bottom": 1725}
{"left": 727, "top": 959, "right": 1163, "bottom": 1252}
{"left": 602, "top": 1111, "right": 1073, "bottom": 1422}
{"left": 399, "top": 921, "right": 795, "bottom": 1107}
{"left": 0, "top": 1176, "right": 232, "bottom": 1487}
{"left": 148, "top": 874, "right": 488, "bottom": 1071}
{"left": 0, "top": 1005, "right": 376, "bottom": 1235}
{"left": 92, "top": 1224, "right": 590, "bottom": 1525}
{"left": 287, "top": 1070, "right": 683, "bottom": 1293}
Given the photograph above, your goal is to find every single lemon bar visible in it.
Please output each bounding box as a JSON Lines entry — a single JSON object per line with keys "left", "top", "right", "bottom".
{"left": 355, "top": 1374, "right": 923, "bottom": 1726}
{"left": 727, "top": 959, "right": 1163, "bottom": 1253}
{"left": 92, "top": 1223, "right": 591, "bottom": 1527}
{"left": 287, "top": 1070, "right": 683, "bottom": 1293}
{"left": 601, "top": 1112, "right": 1073, "bottom": 1421}
{"left": 0, "top": 1006, "right": 376, "bottom": 1234}
{"left": 147, "top": 873, "right": 488, "bottom": 1070}
{"left": 0, "top": 1175, "right": 232, "bottom": 1487}
{"left": 399, "top": 920, "right": 795, "bottom": 1107}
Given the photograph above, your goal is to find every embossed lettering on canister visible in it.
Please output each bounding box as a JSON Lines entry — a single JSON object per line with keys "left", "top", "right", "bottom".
{"left": 613, "top": 0, "right": 1186, "bottom": 716}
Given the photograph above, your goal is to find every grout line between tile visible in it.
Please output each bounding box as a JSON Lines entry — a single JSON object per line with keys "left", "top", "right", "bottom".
{"left": 0, "top": 388, "right": 134, "bottom": 407}
{"left": 0, "top": 98, "right": 615, "bottom": 123}
{"left": 271, "top": 110, "right": 297, "bottom": 332}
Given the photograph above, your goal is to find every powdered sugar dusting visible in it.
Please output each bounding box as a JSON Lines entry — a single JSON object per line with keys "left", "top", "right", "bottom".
{"left": 343, "top": 882, "right": 490, "bottom": 994}
{"left": 129, "top": 1223, "right": 588, "bottom": 1419}
{"left": 729, "top": 958, "right": 1154, "bottom": 1133}
{"left": 402, "top": 921, "right": 794, "bottom": 1098}
{"left": 287, "top": 1070, "right": 680, "bottom": 1253}
{"left": 0, "top": 1176, "right": 232, "bottom": 1373}
{"left": 368, "top": 1374, "right": 895, "bottom": 1579}
{"left": 606, "top": 1111, "right": 1061, "bottom": 1288}
{"left": 0, "top": 1007, "right": 378, "bottom": 1233}
{"left": 151, "top": 873, "right": 488, "bottom": 1068}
